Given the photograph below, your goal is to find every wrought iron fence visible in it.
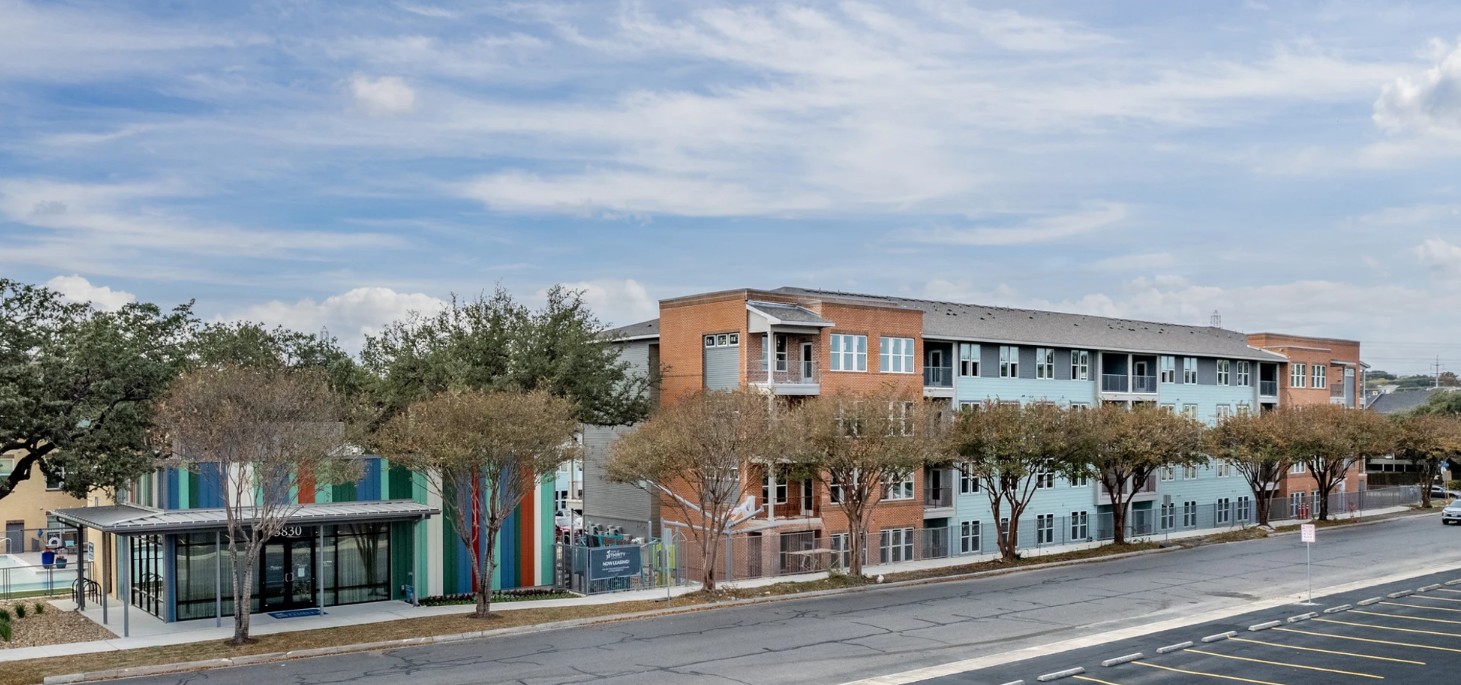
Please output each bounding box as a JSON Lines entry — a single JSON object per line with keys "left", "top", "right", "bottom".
{"left": 553, "top": 539, "right": 683, "bottom": 595}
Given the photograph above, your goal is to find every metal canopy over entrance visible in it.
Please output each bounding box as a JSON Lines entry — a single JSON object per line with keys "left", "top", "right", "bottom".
{"left": 49, "top": 501, "right": 438, "bottom": 637}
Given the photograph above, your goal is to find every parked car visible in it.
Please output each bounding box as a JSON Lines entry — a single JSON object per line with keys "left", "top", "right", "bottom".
{"left": 1431, "top": 486, "right": 1461, "bottom": 501}
{"left": 1444, "top": 501, "right": 1461, "bottom": 525}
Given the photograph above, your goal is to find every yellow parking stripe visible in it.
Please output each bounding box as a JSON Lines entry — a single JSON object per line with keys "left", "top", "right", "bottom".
{"left": 1351, "top": 609, "right": 1461, "bottom": 626}
{"left": 1408, "top": 594, "right": 1461, "bottom": 603}
{"left": 1228, "top": 636, "right": 1425, "bottom": 665}
{"left": 1274, "top": 626, "right": 1461, "bottom": 654}
{"left": 1073, "top": 676, "right": 1128, "bottom": 685}
{"left": 1382, "top": 601, "right": 1461, "bottom": 613}
{"left": 1184, "top": 648, "right": 1382, "bottom": 679}
{"left": 1314, "top": 618, "right": 1461, "bottom": 638}
{"left": 1133, "top": 661, "right": 1289, "bottom": 685}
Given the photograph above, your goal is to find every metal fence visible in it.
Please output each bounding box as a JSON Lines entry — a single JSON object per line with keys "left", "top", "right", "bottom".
{"left": 553, "top": 539, "right": 683, "bottom": 595}
{"left": 674, "top": 486, "right": 1423, "bottom": 584}
{"left": 0, "top": 562, "right": 94, "bottom": 599}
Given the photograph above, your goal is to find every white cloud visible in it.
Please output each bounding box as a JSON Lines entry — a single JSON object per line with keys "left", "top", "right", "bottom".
{"left": 45, "top": 274, "right": 135, "bottom": 311}
{"left": 1416, "top": 238, "right": 1461, "bottom": 279}
{"left": 908, "top": 203, "right": 1129, "bottom": 246}
{"left": 350, "top": 75, "right": 417, "bottom": 116}
{"left": 225, "top": 287, "right": 446, "bottom": 352}
{"left": 1093, "top": 252, "right": 1179, "bottom": 271}
{"left": 548, "top": 279, "right": 658, "bottom": 328}
{"left": 459, "top": 170, "right": 829, "bottom": 217}
{"left": 1374, "top": 39, "right": 1461, "bottom": 139}
{"left": 1355, "top": 203, "right": 1461, "bottom": 226}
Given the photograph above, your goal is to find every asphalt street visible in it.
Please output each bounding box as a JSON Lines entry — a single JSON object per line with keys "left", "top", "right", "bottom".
{"left": 946, "top": 568, "right": 1461, "bottom": 685}
{"left": 118, "top": 513, "right": 1461, "bottom": 685}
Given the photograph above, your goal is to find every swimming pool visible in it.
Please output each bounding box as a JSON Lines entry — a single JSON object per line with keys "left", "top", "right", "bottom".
{"left": 0, "top": 554, "right": 86, "bottom": 597}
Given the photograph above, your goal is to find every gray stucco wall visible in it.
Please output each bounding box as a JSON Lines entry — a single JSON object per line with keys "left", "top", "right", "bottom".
{"left": 578, "top": 338, "right": 660, "bottom": 540}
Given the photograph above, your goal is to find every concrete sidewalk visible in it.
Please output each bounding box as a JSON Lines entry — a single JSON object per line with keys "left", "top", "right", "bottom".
{"left": 0, "top": 505, "right": 1417, "bottom": 664}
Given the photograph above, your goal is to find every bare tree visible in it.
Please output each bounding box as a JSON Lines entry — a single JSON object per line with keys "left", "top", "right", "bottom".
{"left": 1396, "top": 413, "right": 1461, "bottom": 508}
{"left": 784, "top": 387, "right": 932, "bottom": 577}
{"left": 155, "top": 365, "right": 353, "bottom": 645}
{"left": 1206, "top": 408, "right": 1289, "bottom": 526}
{"left": 1082, "top": 404, "right": 1205, "bottom": 545}
{"left": 945, "top": 402, "right": 1082, "bottom": 562}
{"left": 375, "top": 389, "right": 579, "bottom": 618}
{"left": 605, "top": 389, "right": 781, "bottom": 591}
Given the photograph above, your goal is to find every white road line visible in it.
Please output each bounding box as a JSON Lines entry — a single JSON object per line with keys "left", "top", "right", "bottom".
{"left": 834, "top": 561, "right": 1461, "bottom": 685}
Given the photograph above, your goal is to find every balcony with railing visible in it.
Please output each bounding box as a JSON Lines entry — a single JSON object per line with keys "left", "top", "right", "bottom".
{"left": 1260, "top": 380, "right": 1278, "bottom": 397}
{"left": 923, "top": 365, "right": 953, "bottom": 388}
{"left": 1101, "top": 374, "right": 1158, "bottom": 395}
{"left": 923, "top": 484, "right": 953, "bottom": 510}
{"left": 747, "top": 338, "right": 820, "bottom": 395}
{"left": 1097, "top": 473, "right": 1159, "bottom": 505}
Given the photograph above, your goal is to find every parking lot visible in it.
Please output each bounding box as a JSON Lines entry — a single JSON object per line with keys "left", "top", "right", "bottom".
{"left": 947, "top": 569, "right": 1461, "bottom": 685}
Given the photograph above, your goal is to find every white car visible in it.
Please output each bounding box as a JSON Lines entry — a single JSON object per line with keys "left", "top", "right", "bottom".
{"left": 1443, "top": 501, "right": 1461, "bottom": 525}
{"left": 554, "top": 510, "right": 583, "bottom": 530}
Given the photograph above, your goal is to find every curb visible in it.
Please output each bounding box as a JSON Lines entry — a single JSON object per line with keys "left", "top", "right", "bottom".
{"left": 39, "top": 547, "right": 1178, "bottom": 684}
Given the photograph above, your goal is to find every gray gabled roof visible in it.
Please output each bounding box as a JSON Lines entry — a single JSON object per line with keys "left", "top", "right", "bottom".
{"left": 747, "top": 300, "right": 833, "bottom": 326}
{"left": 1367, "top": 390, "right": 1446, "bottom": 415}
{"left": 50, "top": 501, "right": 438, "bottom": 534}
{"left": 773, "top": 287, "right": 1289, "bottom": 362}
{"left": 603, "top": 318, "right": 659, "bottom": 341}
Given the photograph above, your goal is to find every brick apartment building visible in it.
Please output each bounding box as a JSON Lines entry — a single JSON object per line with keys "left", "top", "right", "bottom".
{"left": 583, "top": 286, "right": 1320, "bottom": 573}
{"left": 1247, "top": 333, "right": 1368, "bottom": 513}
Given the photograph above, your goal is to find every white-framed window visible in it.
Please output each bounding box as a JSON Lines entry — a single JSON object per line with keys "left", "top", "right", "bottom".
{"left": 1184, "top": 358, "right": 1198, "bottom": 384}
{"left": 999, "top": 517, "right": 1010, "bottom": 538}
{"left": 1036, "top": 348, "right": 1055, "bottom": 379}
{"left": 1236, "top": 361, "right": 1251, "bottom": 386}
{"left": 1216, "top": 461, "right": 1232, "bottom": 478}
{"left": 762, "top": 475, "right": 788, "bottom": 505}
{"left": 960, "top": 520, "right": 981, "bottom": 554}
{"left": 1036, "top": 514, "right": 1055, "bottom": 544}
{"left": 883, "top": 472, "right": 915, "bottom": 501}
{"left": 1160, "top": 403, "right": 1176, "bottom": 413}
{"left": 1035, "top": 472, "right": 1054, "bottom": 489}
{"left": 880, "top": 527, "right": 914, "bottom": 563}
{"left": 1161, "top": 503, "right": 1176, "bottom": 530}
{"left": 1217, "top": 498, "right": 1231, "bottom": 524}
{"left": 1237, "top": 496, "right": 1251, "bottom": 522}
{"left": 1183, "top": 501, "right": 1197, "bottom": 528}
{"left": 1291, "top": 363, "right": 1307, "bottom": 388}
{"left": 1313, "top": 365, "right": 1327, "bottom": 389}
{"left": 880, "top": 337, "right": 915, "bottom": 374}
{"left": 704, "top": 333, "right": 739, "bottom": 347}
{"left": 959, "top": 343, "right": 980, "bottom": 377}
{"left": 1160, "top": 466, "right": 1176, "bottom": 482}
{"left": 830, "top": 334, "right": 867, "bottom": 372}
{"left": 1160, "top": 356, "right": 1176, "bottom": 383}
{"left": 1183, "top": 465, "right": 1198, "bottom": 480}
{"left": 1289, "top": 491, "right": 1305, "bottom": 516}
{"left": 1070, "top": 402, "right": 1090, "bottom": 410}
{"left": 830, "top": 472, "right": 854, "bottom": 503}
{"left": 1070, "top": 511, "right": 1089, "bottom": 540}
{"left": 1000, "top": 346, "right": 1019, "bottom": 378}
{"left": 1070, "top": 473, "right": 1089, "bottom": 488}
{"left": 1236, "top": 402, "right": 1251, "bottom": 417}
{"left": 1216, "top": 404, "right": 1231, "bottom": 421}
{"left": 44, "top": 467, "right": 64, "bottom": 492}
{"left": 1071, "top": 350, "right": 1090, "bottom": 381}
{"left": 959, "top": 467, "right": 978, "bottom": 494}
{"left": 830, "top": 533, "right": 851, "bottom": 569}
{"left": 1182, "top": 404, "right": 1198, "bottom": 419}
{"left": 760, "top": 334, "right": 788, "bottom": 372}
{"left": 1217, "top": 360, "right": 1231, "bottom": 386}
{"left": 1291, "top": 462, "right": 1306, "bottom": 475}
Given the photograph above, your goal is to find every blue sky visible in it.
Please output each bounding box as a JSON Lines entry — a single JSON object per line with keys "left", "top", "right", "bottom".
{"left": 3, "top": 1, "right": 1461, "bottom": 374}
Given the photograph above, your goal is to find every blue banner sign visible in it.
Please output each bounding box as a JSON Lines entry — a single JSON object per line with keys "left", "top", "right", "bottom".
{"left": 588, "top": 546, "right": 642, "bottom": 580}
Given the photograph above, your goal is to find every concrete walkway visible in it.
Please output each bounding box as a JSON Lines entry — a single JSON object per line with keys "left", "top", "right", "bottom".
{"left": 0, "top": 505, "right": 1414, "bottom": 664}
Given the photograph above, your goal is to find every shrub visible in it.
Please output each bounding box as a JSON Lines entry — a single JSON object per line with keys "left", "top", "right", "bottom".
{"left": 34, "top": 602, "right": 45, "bottom": 614}
{"left": 13, "top": 604, "right": 23, "bottom": 619}
{"left": 0, "top": 613, "right": 9, "bottom": 642}
{"left": 0, "top": 608, "right": 9, "bottom": 621}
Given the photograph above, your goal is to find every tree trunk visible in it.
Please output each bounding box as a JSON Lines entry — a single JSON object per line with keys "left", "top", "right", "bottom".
{"left": 1421, "top": 462, "right": 1438, "bottom": 508}
{"left": 701, "top": 534, "right": 719, "bottom": 592}
{"left": 475, "top": 526, "right": 498, "bottom": 619}
{"left": 1002, "top": 518, "right": 1020, "bottom": 562}
{"left": 231, "top": 555, "right": 254, "bottom": 645}
{"left": 1106, "top": 476, "right": 1128, "bottom": 546}
{"left": 848, "top": 504, "right": 867, "bottom": 577}
{"left": 1255, "top": 491, "right": 1272, "bottom": 527}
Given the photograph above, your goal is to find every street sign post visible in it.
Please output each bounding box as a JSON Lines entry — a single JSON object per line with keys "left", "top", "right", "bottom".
{"left": 1300, "top": 523, "right": 1316, "bottom": 604}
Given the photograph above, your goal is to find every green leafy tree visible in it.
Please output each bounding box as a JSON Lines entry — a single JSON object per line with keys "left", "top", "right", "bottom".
{"left": 1395, "top": 412, "right": 1461, "bottom": 508}
{"left": 1205, "top": 409, "right": 1288, "bottom": 526}
{"left": 361, "top": 286, "right": 653, "bottom": 429}
{"left": 191, "top": 321, "right": 365, "bottom": 395}
{"left": 1, "top": 279, "right": 194, "bottom": 502}
{"left": 946, "top": 402, "right": 1085, "bottom": 562}
{"left": 375, "top": 389, "right": 580, "bottom": 617}
{"left": 1292, "top": 405, "right": 1395, "bottom": 520}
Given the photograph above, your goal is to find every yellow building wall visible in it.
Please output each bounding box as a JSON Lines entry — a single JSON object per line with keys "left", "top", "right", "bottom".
{"left": 1, "top": 453, "right": 113, "bottom": 554}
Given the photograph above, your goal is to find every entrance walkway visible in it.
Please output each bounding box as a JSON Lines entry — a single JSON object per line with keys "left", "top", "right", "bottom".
{"left": 0, "top": 505, "right": 1415, "bottom": 664}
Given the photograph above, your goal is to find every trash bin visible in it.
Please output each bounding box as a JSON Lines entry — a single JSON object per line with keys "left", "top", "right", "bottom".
{"left": 41, "top": 550, "right": 55, "bottom": 569}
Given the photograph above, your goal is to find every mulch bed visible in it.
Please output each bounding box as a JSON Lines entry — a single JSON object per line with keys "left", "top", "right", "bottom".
{"left": 0, "top": 599, "right": 114, "bottom": 649}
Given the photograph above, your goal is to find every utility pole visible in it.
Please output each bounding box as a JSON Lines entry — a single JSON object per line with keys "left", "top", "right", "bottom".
{"left": 1434, "top": 356, "right": 1445, "bottom": 389}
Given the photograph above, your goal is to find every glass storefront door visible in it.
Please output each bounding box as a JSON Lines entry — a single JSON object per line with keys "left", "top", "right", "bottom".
{"left": 260, "top": 533, "right": 316, "bottom": 612}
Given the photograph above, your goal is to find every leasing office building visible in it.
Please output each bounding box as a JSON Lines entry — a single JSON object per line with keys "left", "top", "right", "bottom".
{"left": 50, "top": 456, "right": 558, "bottom": 629}
{"left": 584, "top": 287, "right": 1294, "bottom": 565}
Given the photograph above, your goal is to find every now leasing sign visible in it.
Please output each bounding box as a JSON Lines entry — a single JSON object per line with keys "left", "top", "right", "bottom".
{"left": 589, "top": 546, "right": 643, "bottom": 580}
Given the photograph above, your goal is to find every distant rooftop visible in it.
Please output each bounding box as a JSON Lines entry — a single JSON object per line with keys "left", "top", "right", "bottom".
{"left": 603, "top": 318, "right": 659, "bottom": 341}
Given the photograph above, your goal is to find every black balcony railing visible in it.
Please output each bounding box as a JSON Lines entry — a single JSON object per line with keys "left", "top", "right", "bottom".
{"left": 1101, "top": 374, "right": 1128, "bottom": 392}
{"left": 923, "top": 366, "right": 953, "bottom": 388}
{"left": 923, "top": 485, "right": 953, "bottom": 509}
{"left": 1260, "top": 380, "right": 1278, "bottom": 396}
{"left": 1132, "top": 375, "right": 1157, "bottom": 393}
